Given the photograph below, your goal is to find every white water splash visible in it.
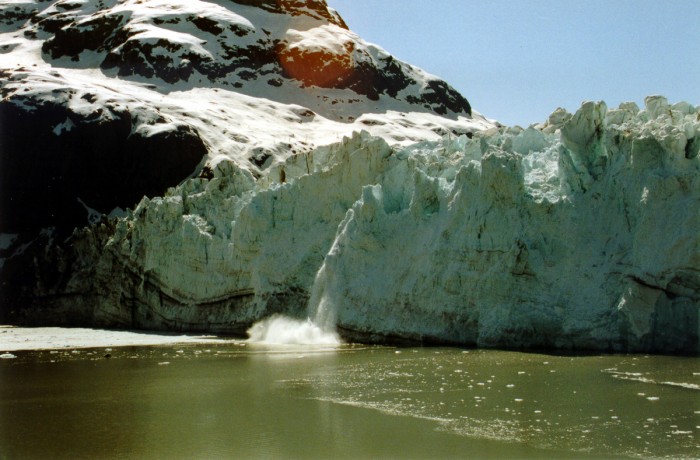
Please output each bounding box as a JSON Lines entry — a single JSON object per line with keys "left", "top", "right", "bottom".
{"left": 247, "top": 263, "right": 340, "bottom": 345}
{"left": 246, "top": 315, "right": 340, "bottom": 345}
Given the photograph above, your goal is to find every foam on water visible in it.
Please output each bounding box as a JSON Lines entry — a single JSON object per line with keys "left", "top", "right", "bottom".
{"left": 603, "top": 370, "right": 700, "bottom": 391}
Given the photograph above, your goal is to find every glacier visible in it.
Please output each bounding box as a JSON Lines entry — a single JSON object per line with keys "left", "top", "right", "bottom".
{"left": 0, "top": 0, "right": 697, "bottom": 354}
{"left": 12, "top": 96, "right": 699, "bottom": 354}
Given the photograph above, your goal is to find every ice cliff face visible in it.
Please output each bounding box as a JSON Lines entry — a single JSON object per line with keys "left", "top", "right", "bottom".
{"left": 9, "top": 96, "right": 699, "bottom": 354}
{"left": 326, "top": 99, "right": 699, "bottom": 353}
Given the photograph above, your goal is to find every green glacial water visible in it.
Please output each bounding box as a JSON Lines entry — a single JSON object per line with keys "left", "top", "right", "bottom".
{"left": 1, "top": 343, "right": 698, "bottom": 459}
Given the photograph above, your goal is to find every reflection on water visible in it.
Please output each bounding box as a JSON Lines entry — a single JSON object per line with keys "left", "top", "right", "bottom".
{"left": 1, "top": 344, "right": 698, "bottom": 459}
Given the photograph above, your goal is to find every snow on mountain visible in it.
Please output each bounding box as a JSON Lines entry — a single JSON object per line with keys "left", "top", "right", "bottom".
{"left": 0, "top": 0, "right": 490, "bottom": 234}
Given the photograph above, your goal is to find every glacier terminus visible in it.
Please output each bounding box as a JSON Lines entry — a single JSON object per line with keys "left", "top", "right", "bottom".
{"left": 0, "top": 1, "right": 697, "bottom": 355}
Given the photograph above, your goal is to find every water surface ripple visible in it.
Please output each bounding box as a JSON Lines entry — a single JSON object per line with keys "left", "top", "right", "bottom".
{"left": 1, "top": 344, "right": 697, "bottom": 459}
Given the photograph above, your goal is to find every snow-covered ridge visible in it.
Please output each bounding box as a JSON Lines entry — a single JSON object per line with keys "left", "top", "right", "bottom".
{"left": 2, "top": 0, "right": 473, "bottom": 117}
{"left": 9, "top": 96, "right": 698, "bottom": 354}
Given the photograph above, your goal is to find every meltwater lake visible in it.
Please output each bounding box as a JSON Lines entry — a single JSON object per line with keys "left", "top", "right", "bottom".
{"left": 1, "top": 341, "right": 698, "bottom": 459}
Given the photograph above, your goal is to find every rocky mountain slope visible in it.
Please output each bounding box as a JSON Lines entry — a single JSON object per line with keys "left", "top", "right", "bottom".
{"left": 1, "top": 0, "right": 488, "bottom": 234}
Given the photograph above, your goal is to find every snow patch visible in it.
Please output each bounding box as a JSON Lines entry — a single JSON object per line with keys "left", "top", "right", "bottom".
{"left": 52, "top": 118, "right": 75, "bottom": 136}
{"left": 0, "top": 326, "right": 229, "bottom": 351}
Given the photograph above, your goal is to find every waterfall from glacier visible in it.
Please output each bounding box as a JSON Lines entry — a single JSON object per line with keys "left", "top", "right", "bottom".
{"left": 246, "top": 263, "right": 340, "bottom": 345}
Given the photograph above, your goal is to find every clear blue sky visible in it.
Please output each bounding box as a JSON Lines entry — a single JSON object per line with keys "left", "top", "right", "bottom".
{"left": 326, "top": 0, "right": 700, "bottom": 126}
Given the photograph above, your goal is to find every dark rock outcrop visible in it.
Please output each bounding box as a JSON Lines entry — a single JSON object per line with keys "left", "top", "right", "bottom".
{"left": 0, "top": 76, "right": 206, "bottom": 234}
